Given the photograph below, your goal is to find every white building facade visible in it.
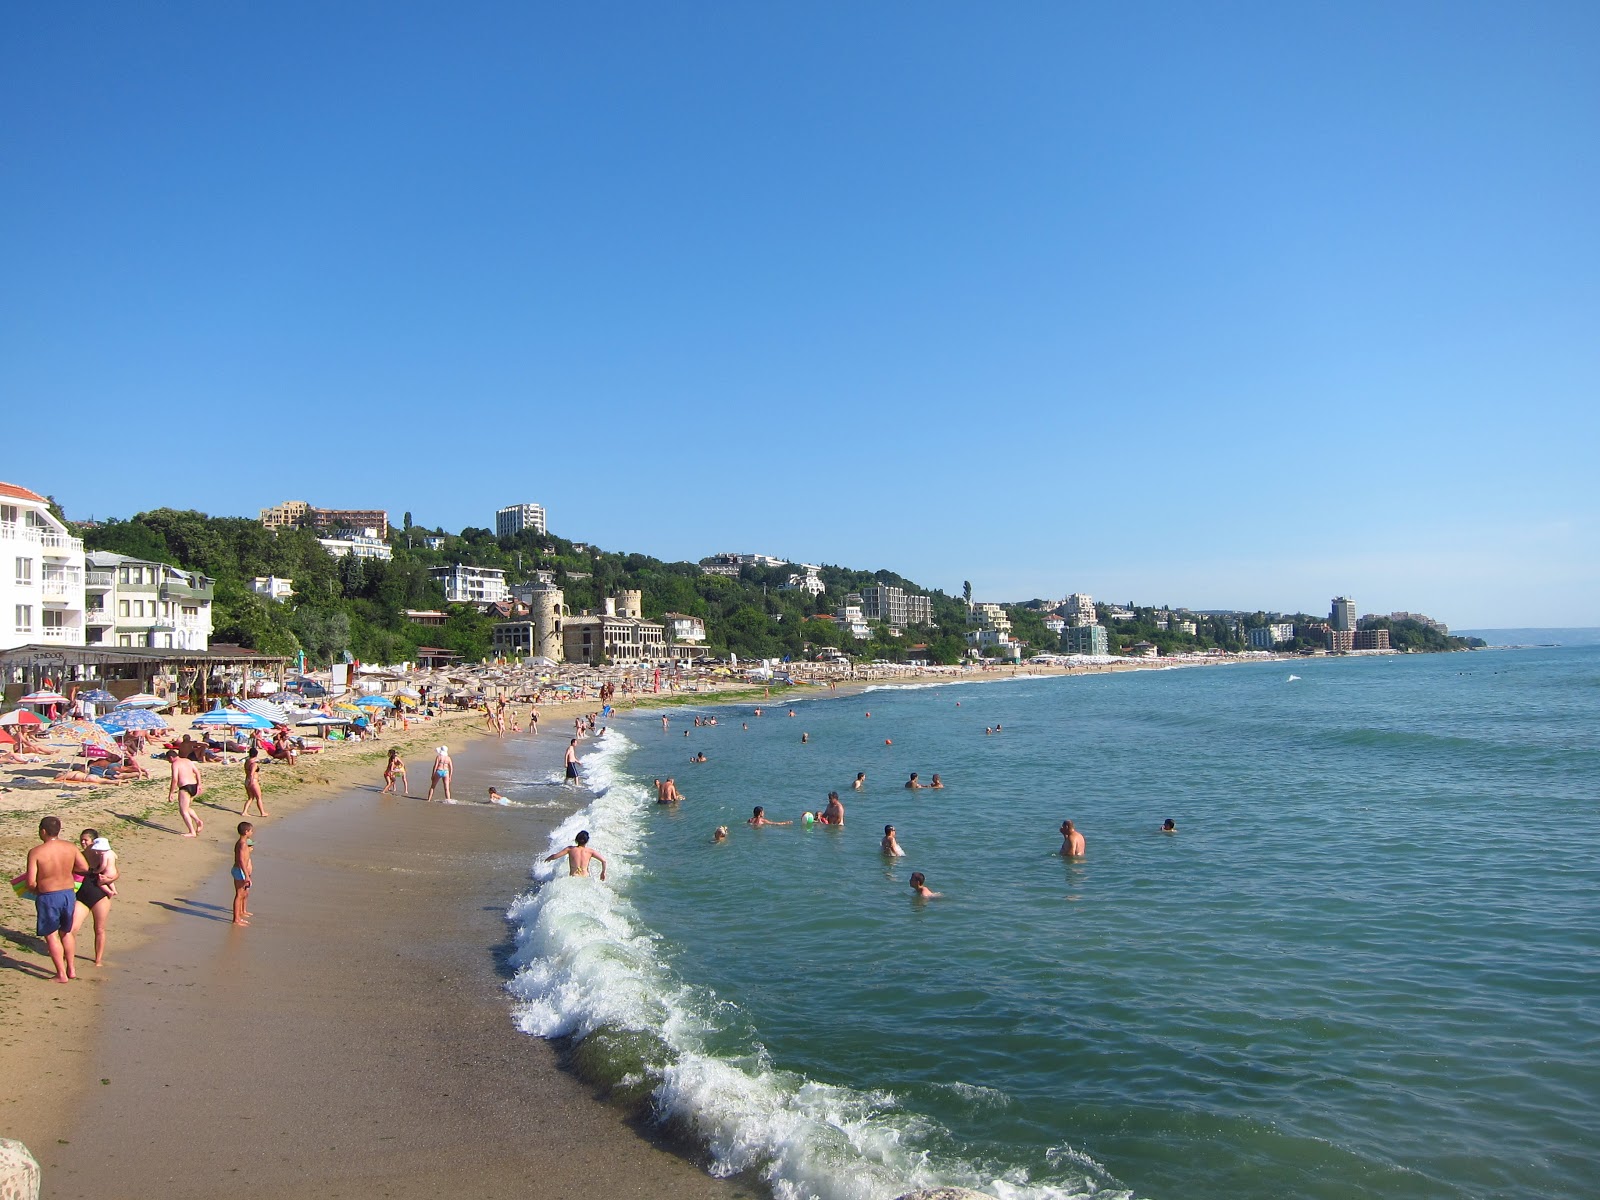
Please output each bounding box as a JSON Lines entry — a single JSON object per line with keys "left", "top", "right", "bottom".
{"left": 2, "top": 482, "right": 86, "bottom": 651}
{"left": 430, "top": 564, "right": 509, "bottom": 605}
{"left": 86, "top": 552, "right": 214, "bottom": 650}
{"left": 1064, "top": 593, "right": 1096, "bottom": 626}
{"left": 496, "top": 503, "right": 547, "bottom": 539}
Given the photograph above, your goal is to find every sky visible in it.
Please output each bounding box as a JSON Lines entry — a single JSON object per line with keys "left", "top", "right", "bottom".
{"left": 3, "top": 2, "right": 1597, "bottom": 628}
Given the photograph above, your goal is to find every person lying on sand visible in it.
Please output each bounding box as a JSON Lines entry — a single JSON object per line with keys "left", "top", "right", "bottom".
{"left": 53, "top": 769, "right": 128, "bottom": 786}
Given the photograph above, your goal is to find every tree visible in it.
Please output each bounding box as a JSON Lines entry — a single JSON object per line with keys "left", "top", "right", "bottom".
{"left": 963, "top": 580, "right": 972, "bottom": 605}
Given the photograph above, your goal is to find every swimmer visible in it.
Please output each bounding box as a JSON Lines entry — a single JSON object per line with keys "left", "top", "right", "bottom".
{"left": 1060, "top": 819, "right": 1086, "bottom": 857}
{"left": 691, "top": 751, "right": 708, "bottom": 763}
{"left": 545, "top": 831, "right": 607, "bottom": 880}
{"left": 486, "top": 788, "right": 512, "bottom": 806}
{"left": 905, "top": 772, "right": 923, "bottom": 790}
{"left": 852, "top": 772, "right": 866, "bottom": 790}
{"left": 748, "top": 806, "right": 791, "bottom": 827}
{"left": 1161, "top": 818, "right": 1177, "bottom": 833}
{"left": 657, "top": 777, "right": 683, "bottom": 804}
{"left": 822, "top": 791, "right": 845, "bottom": 826}
{"left": 929, "top": 774, "right": 944, "bottom": 789}
{"left": 908, "top": 871, "right": 941, "bottom": 899}
{"left": 881, "top": 825, "right": 905, "bottom": 857}
{"left": 800, "top": 732, "right": 809, "bottom": 743}
{"left": 712, "top": 826, "right": 728, "bottom": 842}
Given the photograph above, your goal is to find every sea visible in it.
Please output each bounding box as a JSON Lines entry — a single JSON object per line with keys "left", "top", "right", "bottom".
{"left": 500, "top": 643, "right": 1599, "bottom": 1200}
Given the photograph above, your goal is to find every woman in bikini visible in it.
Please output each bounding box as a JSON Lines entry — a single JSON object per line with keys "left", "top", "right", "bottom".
{"left": 241, "top": 747, "right": 269, "bottom": 816}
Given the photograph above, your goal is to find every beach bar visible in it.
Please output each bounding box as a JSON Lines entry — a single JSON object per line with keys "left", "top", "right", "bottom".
{"left": 0, "top": 642, "right": 291, "bottom": 711}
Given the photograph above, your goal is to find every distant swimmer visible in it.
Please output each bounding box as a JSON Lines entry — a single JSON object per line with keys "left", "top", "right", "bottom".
{"left": 712, "top": 826, "right": 728, "bottom": 842}
{"left": 788, "top": 709, "right": 796, "bottom": 718}
{"left": 905, "top": 772, "right": 923, "bottom": 790}
{"left": 822, "top": 791, "right": 845, "bottom": 826}
{"left": 908, "top": 871, "right": 941, "bottom": 899}
{"left": 662, "top": 715, "right": 669, "bottom": 731}
{"left": 929, "top": 774, "right": 944, "bottom": 789}
{"left": 546, "top": 830, "right": 607, "bottom": 881}
{"left": 691, "top": 751, "right": 708, "bottom": 763}
{"left": 748, "top": 806, "right": 791, "bottom": 827}
{"left": 881, "top": 825, "right": 905, "bottom": 857}
{"left": 852, "top": 772, "right": 866, "bottom": 790}
{"left": 801, "top": 732, "right": 809, "bottom": 743}
{"left": 1060, "top": 819, "right": 1086, "bottom": 857}
{"left": 1161, "top": 818, "right": 1177, "bottom": 833}
{"left": 986, "top": 727, "right": 993, "bottom": 736}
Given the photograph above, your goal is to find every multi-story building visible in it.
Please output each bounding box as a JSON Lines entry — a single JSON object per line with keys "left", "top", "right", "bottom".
{"left": 662, "top": 613, "right": 707, "bottom": 644}
{"left": 1353, "top": 629, "right": 1391, "bottom": 651}
{"left": 2, "top": 482, "right": 86, "bottom": 650}
{"left": 1246, "top": 623, "right": 1297, "bottom": 650}
{"left": 251, "top": 576, "right": 295, "bottom": 602}
{"left": 317, "top": 532, "right": 393, "bottom": 561}
{"left": 560, "top": 593, "right": 663, "bottom": 665}
{"left": 1061, "top": 624, "right": 1109, "bottom": 656}
{"left": 260, "top": 501, "right": 390, "bottom": 540}
{"left": 780, "top": 567, "right": 826, "bottom": 596}
{"left": 1378, "top": 611, "right": 1449, "bottom": 635}
{"left": 1330, "top": 596, "right": 1356, "bottom": 632}
{"left": 84, "top": 551, "right": 214, "bottom": 650}
{"left": 1043, "top": 615, "right": 1066, "bottom": 635}
{"left": 429, "top": 564, "right": 508, "bottom": 606}
{"left": 496, "top": 503, "right": 547, "bottom": 540}
{"left": 1327, "top": 629, "right": 1356, "bottom": 652}
{"left": 1063, "top": 593, "right": 1096, "bottom": 627}
{"left": 699, "top": 552, "right": 789, "bottom": 577}
{"left": 859, "top": 584, "right": 936, "bottom": 628}
{"left": 1177, "top": 620, "right": 1198, "bottom": 637}
{"left": 968, "top": 602, "right": 1011, "bottom": 634}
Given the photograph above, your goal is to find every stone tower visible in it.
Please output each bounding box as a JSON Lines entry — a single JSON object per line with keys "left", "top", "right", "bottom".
{"left": 530, "top": 586, "right": 566, "bottom": 662}
{"left": 618, "top": 589, "right": 643, "bottom": 620}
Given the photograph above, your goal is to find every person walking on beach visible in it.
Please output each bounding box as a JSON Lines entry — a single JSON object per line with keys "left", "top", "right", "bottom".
{"left": 167, "top": 750, "right": 205, "bottom": 837}
{"left": 545, "top": 830, "right": 606, "bottom": 881}
{"left": 241, "top": 747, "right": 269, "bottom": 817}
{"left": 382, "top": 747, "right": 409, "bottom": 796}
{"left": 26, "top": 816, "right": 89, "bottom": 982}
{"left": 72, "top": 829, "right": 119, "bottom": 967}
{"left": 564, "top": 738, "right": 579, "bottom": 784}
{"left": 1060, "top": 819, "right": 1085, "bottom": 857}
{"left": 427, "top": 745, "right": 453, "bottom": 802}
{"left": 232, "top": 822, "right": 254, "bottom": 925}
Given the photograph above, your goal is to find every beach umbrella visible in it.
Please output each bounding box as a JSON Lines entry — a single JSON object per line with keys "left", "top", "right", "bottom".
{"left": 355, "top": 694, "right": 393, "bottom": 708}
{"left": 42, "top": 719, "right": 120, "bottom": 750}
{"left": 395, "top": 686, "right": 421, "bottom": 699}
{"left": 239, "top": 698, "right": 293, "bottom": 725}
{"left": 191, "top": 705, "right": 274, "bottom": 730}
{"left": 295, "top": 714, "right": 348, "bottom": 726}
{"left": 19, "top": 690, "right": 68, "bottom": 705}
{"left": 0, "top": 709, "right": 44, "bottom": 727}
{"left": 78, "top": 688, "right": 119, "bottom": 705}
{"left": 331, "top": 702, "right": 364, "bottom": 715}
{"left": 114, "top": 694, "right": 170, "bottom": 710}
{"left": 96, "top": 707, "right": 171, "bottom": 734}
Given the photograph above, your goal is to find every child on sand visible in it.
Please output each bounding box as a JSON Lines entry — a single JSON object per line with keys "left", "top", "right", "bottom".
{"left": 382, "top": 747, "right": 408, "bottom": 796}
{"left": 241, "top": 747, "right": 269, "bottom": 817}
{"left": 232, "top": 822, "right": 254, "bottom": 926}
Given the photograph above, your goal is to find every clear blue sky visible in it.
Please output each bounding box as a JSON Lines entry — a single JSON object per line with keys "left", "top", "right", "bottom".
{"left": 4, "top": 2, "right": 1596, "bottom": 628}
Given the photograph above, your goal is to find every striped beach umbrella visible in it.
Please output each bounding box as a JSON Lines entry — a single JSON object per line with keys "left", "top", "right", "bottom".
{"left": 0, "top": 709, "right": 44, "bottom": 727}
{"left": 191, "top": 705, "right": 274, "bottom": 730}
{"left": 42, "top": 719, "right": 120, "bottom": 750}
{"left": 19, "top": 690, "right": 68, "bottom": 705}
{"left": 239, "top": 698, "right": 293, "bottom": 725}
{"left": 114, "top": 694, "right": 170, "bottom": 710}
{"left": 78, "top": 689, "right": 119, "bottom": 705}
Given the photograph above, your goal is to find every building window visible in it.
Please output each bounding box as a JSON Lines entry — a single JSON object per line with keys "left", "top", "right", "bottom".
{"left": 119, "top": 599, "right": 130, "bottom": 618}
{"left": 119, "top": 567, "right": 130, "bottom": 584}
{"left": 14, "top": 557, "right": 31, "bottom": 586}
{"left": 42, "top": 610, "right": 64, "bottom": 631}
{"left": 118, "top": 634, "right": 132, "bottom": 647}
{"left": 14, "top": 604, "right": 32, "bottom": 632}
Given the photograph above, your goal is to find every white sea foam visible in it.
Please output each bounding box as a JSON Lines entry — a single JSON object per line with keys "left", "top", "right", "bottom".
{"left": 505, "top": 728, "right": 1133, "bottom": 1200}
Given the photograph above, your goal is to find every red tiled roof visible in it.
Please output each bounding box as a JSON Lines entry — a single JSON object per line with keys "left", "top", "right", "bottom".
{"left": 0, "top": 482, "right": 48, "bottom": 503}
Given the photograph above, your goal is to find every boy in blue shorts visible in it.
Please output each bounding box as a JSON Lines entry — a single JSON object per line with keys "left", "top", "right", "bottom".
{"left": 26, "top": 815, "right": 89, "bottom": 983}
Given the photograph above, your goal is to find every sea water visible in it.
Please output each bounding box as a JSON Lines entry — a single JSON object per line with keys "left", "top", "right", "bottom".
{"left": 504, "top": 647, "right": 1600, "bottom": 1200}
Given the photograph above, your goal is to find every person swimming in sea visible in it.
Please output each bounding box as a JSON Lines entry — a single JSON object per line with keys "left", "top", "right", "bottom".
{"left": 909, "top": 871, "right": 940, "bottom": 899}
{"left": 748, "top": 806, "right": 790, "bottom": 827}
{"left": 1161, "top": 818, "right": 1177, "bottom": 833}
{"left": 881, "top": 824, "right": 905, "bottom": 857}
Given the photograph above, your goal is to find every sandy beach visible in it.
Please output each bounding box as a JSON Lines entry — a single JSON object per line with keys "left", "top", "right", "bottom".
{"left": 0, "top": 658, "right": 1263, "bottom": 1196}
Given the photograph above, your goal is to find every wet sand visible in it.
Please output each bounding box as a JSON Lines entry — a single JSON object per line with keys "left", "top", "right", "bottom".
{"left": 28, "top": 736, "right": 756, "bottom": 1200}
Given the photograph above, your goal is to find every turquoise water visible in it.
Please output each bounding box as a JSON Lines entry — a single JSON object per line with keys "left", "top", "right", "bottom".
{"left": 506, "top": 648, "right": 1600, "bottom": 1200}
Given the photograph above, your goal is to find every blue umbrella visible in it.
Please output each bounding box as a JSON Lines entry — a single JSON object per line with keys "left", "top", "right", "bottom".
{"left": 97, "top": 708, "right": 171, "bottom": 733}
{"left": 354, "top": 694, "right": 393, "bottom": 708}
{"left": 79, "top": 689, "right": 119, "bottom": 705}
{"left": 191, "top": 705, "right": 273, "bottom": 730}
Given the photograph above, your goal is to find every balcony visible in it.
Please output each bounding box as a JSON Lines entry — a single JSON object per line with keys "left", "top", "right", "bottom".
{"left": 0, "top": 521, "right": 84, "bottom": 554}
{"left": 42, "top": 570, "right": 83, "bottom": 598}
{"left": 86, "top": 570, "right": 115, "bottom": 589}
{"left": 40, "top": 625, "right": 85, "bottom": 644}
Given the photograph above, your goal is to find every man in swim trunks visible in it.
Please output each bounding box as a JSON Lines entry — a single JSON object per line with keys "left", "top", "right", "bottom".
{"left": 545, "top": 830, "right": 606, "bottom": 881}
{"left": 822, "top": 792, "right": 845, "bottom": 826}
{"left": 427, "top": 745, "right": 454, "bottom": 801}
{"left": 26, "top": 815, "right": 89, "bottom": 982}
{"left": 1060, "top": 819, "right": 1086, "bottom": 857}
{"left": 564, "top": 738, "right": 579, "bottom": 783}
{"left": 657, "top": 777, "right": 683, "bottom": 804}
{"left": 167, "top": 750, "right": 205, "bottom": 837}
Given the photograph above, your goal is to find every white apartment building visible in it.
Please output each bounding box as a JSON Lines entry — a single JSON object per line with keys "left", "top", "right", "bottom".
{"left": 429, "top": 564, "right": 508, "bottom": 605}
{"left": 317, "top": 531, "right": 393, "bottom": 561}
{"left": 780, "top": 568, "right": 826, "bottom": 597}
{"left": 860, "top": 584, "right": 934, "bottom": 627}
{"left": 836, "top": 601, "right": 872, "bottom": 640}
{"left": 1064, "top": 593, "right": 1096, "bottom": 626}
{"left": 2, "top": 482, "right": 86, "bottom": 651}
{"left": 496, "top": 503, "right": 547, "bottom": 539}
{"left": 86, "top": 552, "right": 214, "bottom": 650}
{"left": 662, "top": 613, "right": 707, "bottom": 643}
{"left": 1247, "top": 623, "right": 1296, "bottom": 649}
{"left": 251, "top": 576, "right": 294, "bottom": 602}
{"left": 968, "top": 602, "right": 1011, "bottom": 634}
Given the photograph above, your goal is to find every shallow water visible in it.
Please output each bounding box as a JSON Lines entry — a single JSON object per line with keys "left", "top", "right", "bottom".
{"left": 503, "top": 648, "right": 1600, "bottom": 1200}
